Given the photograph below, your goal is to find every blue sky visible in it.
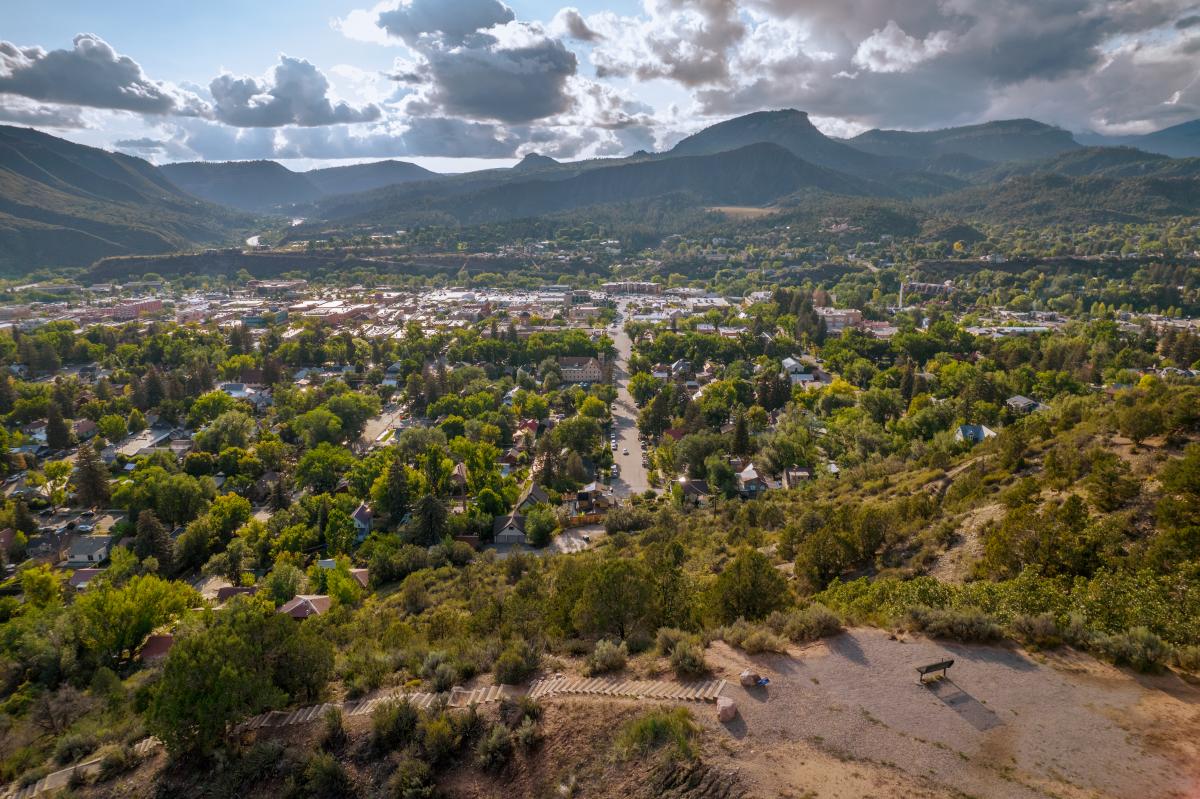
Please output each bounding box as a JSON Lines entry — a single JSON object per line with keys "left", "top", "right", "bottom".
{"left": 2, "top": 1, "right": 1197, "bottom": 171}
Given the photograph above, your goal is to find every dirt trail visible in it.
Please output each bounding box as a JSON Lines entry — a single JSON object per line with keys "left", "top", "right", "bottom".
{"left": 928, "top": 502, "right": 1005, "bottom": 582}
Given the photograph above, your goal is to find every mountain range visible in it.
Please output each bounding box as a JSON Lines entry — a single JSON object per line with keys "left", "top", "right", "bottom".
{"left": 2, "top": 109, "right": 1199, "bottom": 271}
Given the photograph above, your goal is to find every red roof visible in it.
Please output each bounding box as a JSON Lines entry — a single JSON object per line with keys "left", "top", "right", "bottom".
{"left": 278, "top": 594, "right": 331, "bottom": 619}
{"left": 139, "top": 633, "right": 174, "bottom": 662}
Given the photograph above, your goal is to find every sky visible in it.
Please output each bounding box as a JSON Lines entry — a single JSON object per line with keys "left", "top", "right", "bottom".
{"left": 2, "top": 0, "right": 1199, "bottom": 172}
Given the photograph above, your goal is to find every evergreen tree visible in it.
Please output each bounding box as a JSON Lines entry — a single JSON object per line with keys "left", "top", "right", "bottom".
{"left": 143, "top": 367, "right": 166, "bottom": 409}
{"left": 127, "top": 408, "right": 147, "bottom": 433}
{"left": 12, "top": 500, "right": 36, "bottom": 535}
{"left": 135, "top": 510, "right": 174, "bottom": 574}
{"left": 412, "top": 493, "right": 447, "bottom": 546}
{"left": 375, "top": 456, "right": 411, "bottom": 526}
{"left": 46, "top": 405, "right": 72, "bottom": 451}
{"left": 269, "top": 479, "right": 290, "bottom": 511}
{"left": 732, "top": 411, "right": 751, "bottom": 457}
{"left": 0, "top": 375, "right": 14, "bottom": 415}
{"left": 72, "top": 441, "right": 110, "bottom": 508}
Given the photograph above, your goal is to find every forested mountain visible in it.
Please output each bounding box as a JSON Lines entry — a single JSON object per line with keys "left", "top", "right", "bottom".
{"left": 982, "top": 147, "right": 1200, "bottom": 180}
{"left": 848, "top": 119, "right": 1080, "bottom": 163}
{"left": 161, "top": 159, "right": 440, "bottom": 212}
{"left": 0, "top": 125, "right": 250, "bottom": 272}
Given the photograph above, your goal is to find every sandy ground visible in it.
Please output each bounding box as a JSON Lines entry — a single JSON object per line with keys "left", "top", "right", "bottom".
{"left": 928, "top": 503, "right": 1004, "bottom": 583}
{"left": 698, "top": 628, "right": 1200, "bottom": 799}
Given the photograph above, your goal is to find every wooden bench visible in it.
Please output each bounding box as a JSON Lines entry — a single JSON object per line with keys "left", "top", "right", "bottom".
{"left": 916, "top": 659, "right": 954, "bottom": 684}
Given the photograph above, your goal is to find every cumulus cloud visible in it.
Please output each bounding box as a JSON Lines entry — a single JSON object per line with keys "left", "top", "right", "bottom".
{"left": 376, "top": 0, "right": 515, "bottom": 46}
{"left": 550, "top": 8, "right": 602, "bottom": 42}
{"left": 852, "top": 20, "right": 951, "bottom": 73}
{"left": 210, "top": 56, "right": 381, "bottom": 127}
{"left": 0, "top": 34, "right": 207, "bottom": 116}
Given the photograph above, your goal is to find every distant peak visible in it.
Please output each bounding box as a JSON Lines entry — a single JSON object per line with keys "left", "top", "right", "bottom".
{"left": 514, "top": 152, "right": 558, "bottom": 170}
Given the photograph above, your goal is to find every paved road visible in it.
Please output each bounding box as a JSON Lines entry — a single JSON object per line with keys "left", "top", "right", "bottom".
{"left": 609, "top": 302, "right": 651, "bottom": 497}
{"left": 361, "top": 403, "right": 410, "bottom": 447}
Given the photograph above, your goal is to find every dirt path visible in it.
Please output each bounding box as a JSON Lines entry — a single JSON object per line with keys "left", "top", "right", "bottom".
{"left": 700, "top": 629, "right": 1200, "bottom": 799}
{"left": 928, "top": 502, "right": 1005, "bottom": 582}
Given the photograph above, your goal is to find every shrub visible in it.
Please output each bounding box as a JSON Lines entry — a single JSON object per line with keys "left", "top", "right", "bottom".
{"left": 768, "top": 604, "right": 842, "bottom": 643}
{"left": 387, "top": 756, "right": 434, "bottom": 799}
{"left": 97, "top": 746, "right": 137, "bottom": 781}
{"left": 656, "top": 627, "right": 690, "bottom": 656}
{"left": 320, "top": 707, "right": 348, "bottom": 751}
{"left": 54, "top": 732, "right": 98, "bottom": 765}
{"left": 1174, "top": 645, "right": 1200, "bottom": 673}
{"left": 475, "top": 723, "right": 512, "bottom": 771}
{"left": 614, "top": 708, "right": 699, "bottom": 761}
{"left": 418, "top": 714, "right": 460, "bottom": 765}
{"left": 499, "top": 695, "right": 543, "bottom": 730}
{"left": 514, "top": 717, "right": 541, "bottom": 752}
{"left": 1011, "top": 613, "right": 1062, "bottom": 649}
{"left": 372, "top": 698, "right": 419, "bottom": 752}
{"left": 903, "top": 606, "right": 1002, "bottom": 642}
{"left": 493, "top": 640, "right": 539, "bottom": 685}
{"left": 1094, "top": 627, "right": 1173, "bottom": 673}
{"left": 586, "top": 640, "right": 628, "bottom": 676}
{"left": 301, "top": 752, "right": 352, "bottom": 799}
{"left": 669, "top": 639, "right": 709, "bottom": 679}
{"left": 717, "top": 619, "right": 788, "bottom": 654}
{"left": 430, "top": 662, "right": 457, "bottom": 693}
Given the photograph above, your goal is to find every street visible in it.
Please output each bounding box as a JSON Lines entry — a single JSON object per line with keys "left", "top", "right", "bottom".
{"left": 608, "top": 302, "right": 651, "bottom": 497}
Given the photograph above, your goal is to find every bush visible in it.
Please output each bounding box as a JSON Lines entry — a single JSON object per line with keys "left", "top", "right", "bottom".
{"left": 418, "top": 713, "right": 460, "bottom": 765}
{"left": 499, "top": 695, "right": 543, "bottom": 730}
{"left": 768, "top": 604, "right": 842, "bottom": 643}
{"left": 717, "top": 619, "right": 788, "bottom": 654}
{"left": 656, "top": 627, "right": 690, "bottom": 656}
{"left": 54, "top": 732, "right": 98, "bottom": 765}
{"left": 493, "top": 641, "right": 539, "bottom": 685}
{"left": 903, "top": 606, "right": 1002, "bottom": 642}
{"left": 586, "top": 640, "right": 628, "bottom": 676}
{"left": 669, "top": 639, "right": 709, "bottom": 679}
{"left": 301, "top": 752, "right": 352, "bottom": 799}
{"left": 614, "top": 708, "right": 699, "bottom": 761}
{"left": 1011, "top": 613, "right": 1062, "bottom": 649}
{"left": 430, "top": 662, "right": 457, "bottom": 693}
{"left": 372, "top": 698, "right": 419, "bottom": 752}
{"left": 475, "top": 723, "right": 512, "bottom": 771}
{"left": 320, "top": 707, "right": 348, "bottom": 751}
{"left": 1174, "top": 645, "right": 1200, "bottom": 673}
{"left": 1094, "top": 627, "right": 1173, "bottom": 673}
{"left": 387, "top": 756, "right": 434, "bottom": 799}
{"left": 514, "top": 717, "right": 541, "bottom": 752}
{"left": 97, "top": 746, "right": 137, "bottom": 781}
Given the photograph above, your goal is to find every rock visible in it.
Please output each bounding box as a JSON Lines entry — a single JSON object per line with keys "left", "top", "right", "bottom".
{"left": 738, "top": 669, "right": 759, "bottom": 687}
{"left": 717, "top": 697, "right": 738, "bottom": 722}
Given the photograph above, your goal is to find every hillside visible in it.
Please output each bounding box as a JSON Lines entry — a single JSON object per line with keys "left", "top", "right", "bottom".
{"left": 314, "top": 143, "right": 875, "bottom": 227}
{"left": 849, "top": 118, "right": 1080, "bottom": 163}
{"left": 0, "top": 125, "right": 251, "bottom": 271}
{"left": 981, "top": 146, "right": 1200, "bottom": 180}
{"left": 668, "top": 109, "right": 899, "bottom": 178}
{"left": 161, "top": 159, "right": 441, "bottom": 212}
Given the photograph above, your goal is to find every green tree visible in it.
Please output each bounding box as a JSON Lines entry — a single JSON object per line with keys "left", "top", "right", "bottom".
{"left": 76, "top": 574, "right": 196, "bottom": 666}
{"left": 46, "top": 404, "right": 72, "bottom": 451}
{"left": 324, "top": 508, "right": 357, "bottom": 555}
{"left": 411, "top": 493, "right": 447, "bottom": 546}
{"left": 71, "top": 441, "right": 110, "bottom": 508}
{"left": 571, "top": 558, "right": 654, "bottom": 640}
{"left": 134, "top": 510, "right": 175, "bottom": 574}
{"left": 525, "top": 504, "right": 557, "bottom": 548}
{"left": 127, "top": 408, "right": 147, "bottom": 434}
{"left": 371, "top": 457, "right": 412, "bottom": 526}
{"left": 295, "top": 443, "right": 356, "bottom": 493}
{"left": 713, "top": 549, "right": 789, "bottom": 623}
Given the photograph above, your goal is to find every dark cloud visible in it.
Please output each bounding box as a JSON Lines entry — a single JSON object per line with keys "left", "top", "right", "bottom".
{"left": 210, "top": 56, "right": 381, "bottom": 127}
{"left": 551, "top": 8, "right": 602, "bottom": 41}
{"left": 0, "top": 34, "right": 207, "bottom": 116}
{"left": 1177, "top": 14, "right": 1200, "bottom": 28}
{"left": 421, "top": 38, "right": 577, "bottom": 123}
{"left": 377, "top": 0, "right": 514, "bottom": 46}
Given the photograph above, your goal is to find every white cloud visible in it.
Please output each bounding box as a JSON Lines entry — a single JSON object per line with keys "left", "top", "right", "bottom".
{"left": 852, "top": 20, "right": 951, "bottom": 73}
{"left": 210, "top": 56, "right": 381, "bottom": 127}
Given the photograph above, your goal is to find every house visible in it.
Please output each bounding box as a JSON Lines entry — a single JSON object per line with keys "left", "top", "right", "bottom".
{"left": 450, "top": 462, "right": 469, "bottom": 495}
{"left": 781, "top": 467, "right": 813, "bottom": 490}
{"left": 67, "top": 536, "right": 111, "bottom": 565}
{"left": 72, "top": 419, "right": 98, "bottom": 441}
{"left": 575, "top": 481, "right": 613, "bottom": 512}
{"left": 517, "top": 483, "right": 551, "bottom": 510}
{"left": 216, "top": 585, "right": 258, "bottom": 603}
{"left": 352, "top": 503, "right": 373, "bottom": 542}
{"left": 678, "top": 477, "right": 711, "bottom": 505}
{"left": 278, "top": 594, "right": 331, "bottom": 619}
{"left": 737, "top": 464, "right": 770, "bottom": 497}
{"left": 558, "top": 356, "right": 603, "bottom": 383}
{"left": 139, "top": 634, "right": 175, "bottom": 663}
{"left": 493, "top": 513, "right": 527, "bottom": 545}
{"left": 955, "top": 424, "right": 997, "bottom": 444}
{"left": 67, "top": 567, "right": 105, "bottom": 590}
{"left": 0, "top": 527, "right": 14, "bottom": 557}
{"left": 1006, "top": 395, "right": 1049, "bottom": 414}
{"left": 218, "top": 382, "right": 256, "bottom": 400}
{"left": 316, "top": 559, "right": 370, "bottom": 589}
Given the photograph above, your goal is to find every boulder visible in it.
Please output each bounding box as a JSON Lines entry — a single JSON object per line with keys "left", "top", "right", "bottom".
{"left": 717, "top": 696, "right": 738, "bottom": 723}
{"left": 738, "top": 669, "right": 760, "bottom": 687}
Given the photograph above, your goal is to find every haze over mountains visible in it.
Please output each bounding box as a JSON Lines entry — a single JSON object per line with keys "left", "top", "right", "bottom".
{"left": 2, "top": 108, "right": 1199, "bottom": 271}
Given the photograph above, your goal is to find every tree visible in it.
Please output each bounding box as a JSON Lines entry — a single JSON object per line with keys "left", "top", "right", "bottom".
{"left": 135, "top": 510, "right": 175, "bottom": 574}
{"left": 72, "top": 441, "right": 110, "bottom": 508}
{"left": 75, "top": 574, "right": 195, "bottom": 666}
{"left": 731, "top": 412, "right": 751, "bottom": 457}
{"left": 195, "top": 410, "right": 255, "bottom": 453}
{"left": 127, "top": 408, "right": 147, "bottom": 434}
{"left": 324, "top": 508, "right": 357, "bottom": 555}
{"left": 411, "top": 493, "right": 447, "bottom": 546}
{"left": 20, "top": 563, "right": 63, "bottom": 607}
{"left": 1085, "top": 449, "right": 1139, "bottom": 511}
{"left": 97, "top": 414, "right": 127, "bottom": 443}
{"left": 269, "top": 479, "right": 291, "bottom": 511}
{"left": 713, "top": 549, "right": 789, "bottom": 623}
{"left": 188, "top": 391, "right": 238, "bottom": 427}
{"left": 1117, "top": 403, "right": 1163, "bottom": 446}
{"left": 371, "top": 457, "right": 412, "bottom": 526}
{"left": 525, "top": 505, "right": 557, "bottom": 548}
{"left": 45, "top": 405, "right": 72, "bottom": 451}
{"left": 570, "top": 558, "right": 653, "bottom": 640}
{"left": 629, "top": 373, "right": 661, "bottom": 407}
{"left": 148, "top": 598, "right": 333, "bottom": 755}
{"left": 295, "top": 443, "right": 356, "bottom": 493}
{"left": 39, "top": 460, "right": 72, "bottom": 509}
